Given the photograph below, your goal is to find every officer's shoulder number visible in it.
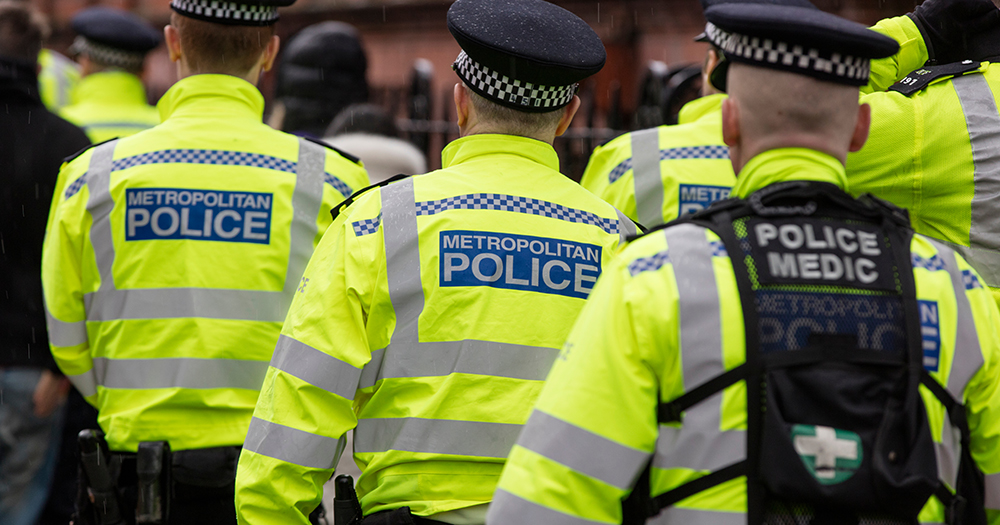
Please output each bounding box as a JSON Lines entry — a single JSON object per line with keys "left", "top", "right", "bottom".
{"left": 62, "top": 137, "right": 116, "bottom": 165}
{"left": 889, "top": 60, "right": 981, "bottom": 96}
{"left": 303, "top": 136, "right": 362, "bottom": 165}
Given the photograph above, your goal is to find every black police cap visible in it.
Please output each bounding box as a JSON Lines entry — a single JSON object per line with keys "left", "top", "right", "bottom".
{"left": 448, "top": 0, "right": 606, "bottom": 113}
{"left": 695, "top": 0, "right": 819, "bottom": 42}
{"left": 704, "top": 4, "right": 899, "bottom": 86}
{"left": 71, "top": 7, "right": 161, "bottom": 54}
{"left": 170, "top": 0, "right": 295, "bottom": 26}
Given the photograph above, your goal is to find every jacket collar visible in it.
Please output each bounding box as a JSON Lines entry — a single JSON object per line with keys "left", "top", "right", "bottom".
{"left": 732, "top": 147, "right": 848, "bottom": 198}
{"left": 678, "top": 93, "right": 726, "bottom": 125}
{"left": 442, "top": 133, "right": 560, "bottom": 171}
{"left": 0, "top": 58, "right": 41, "bottom": 105}
{"left": 157, "top": 74, "right": 264, "bottom": 123}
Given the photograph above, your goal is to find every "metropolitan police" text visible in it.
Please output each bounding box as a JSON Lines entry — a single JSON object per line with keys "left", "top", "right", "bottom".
{"left": 440, "top": 230, "right": 601, "bottom": 299}
{"left": 125, "top": 188, "right": 273, "bottom": 244}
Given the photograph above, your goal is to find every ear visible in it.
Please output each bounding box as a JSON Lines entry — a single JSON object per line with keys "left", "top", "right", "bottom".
{"left": 260, "top": 35, "right": 281, "bottom": 73}
{"left": 454, "top": 83, "right": 471, "bottom": 128}
{"left": 554, "top": 95, "right": 582, "bottom": 137}
{"left": 721, "top": 96, "right": 740, "bottom": 148}
{"left": 165, "top": 24, "right": 181, "bottom": 63}
{"left": 849, "top": 102, "right": 871, "bottom": 153}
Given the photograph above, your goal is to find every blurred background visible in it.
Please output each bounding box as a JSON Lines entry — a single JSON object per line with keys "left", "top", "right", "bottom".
{"left": 35, "top": 0, "right": 919, "bottom": 178}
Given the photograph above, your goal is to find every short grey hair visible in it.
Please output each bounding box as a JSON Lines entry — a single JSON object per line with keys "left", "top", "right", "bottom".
{"left": 465, "top": 85, "right": 565, "bottom": 138}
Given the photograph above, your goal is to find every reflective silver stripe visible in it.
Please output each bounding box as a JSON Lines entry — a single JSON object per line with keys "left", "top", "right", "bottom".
{"left": 930, "top": 241, "right": 985, "bottom": 401}
{"left": 366, "top": 340, "right": 557, "bottom": 386}
{"left": 942, "top": 240, "right": 1000, "bottom": 291}
{"left": 270, "top": 334, "right": 361, "bottom": 400}
{"left": 45, "top": 303, "right": 87, "bottom": 347}
{"left": 67, "top": 370, "right": 98, "bottom": 398}
{"left": 354, "top": 417, "right": 522, "bottom": 458}
{"left": 654, "top": 224, "right": 745, "bottom": 472}
{"left": 84, "top": 288, "right": 285, "bottom": 322}
{"left": 86, "top": 140, "right": 119, "bottom": 294}
{"left": 649, "top": 506, "right": 746, "bottom": 525}
{"left": 359, "top": 347, "right": 385, "bottom": 389}
{"left": 935, "top": 418, "right": 961, "bottom": 489}
{"left": 516, "top": 409, "right": 649, "bottom": 490}
{"left": 487, "top": 489, "right": 606, "bottom": 525}
{"left": 615, "top": 207, "right": 638, "bottom": 245}
{"left": 985, "top": 472, "right": 1000, "bottom": 510}
{"left": 92, "top": 357, "right": 268, "bottom": 390}
{"left": 244, "top": 416, "right": 345, "bottom": 470}
{"left": 282, "top": 139, "right": 325, "bottom": 309}
{"left": 952, "top": 74, "right": 1000, "bottom": 288}
{"left": 84, "top": 140, "right": 324, "bottom": 323}
{"left": 381, "top": 178, "right": 423, "bottom": 343}
{"left": 632, "top": 128, "right": 665, "bottom": 228}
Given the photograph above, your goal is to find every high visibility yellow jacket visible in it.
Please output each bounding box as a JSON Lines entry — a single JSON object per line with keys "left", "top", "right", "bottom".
{"left": 488, "top": 148, "right": 1000, "bottom": 525}
{"left": 580, "top": 94, "right": 734, "bottom": 229}
{"left": 60, "top": 72, "right": 160, "bottom": 143}
{"left": 234, "top": 133, "right": 636, "bottom": 524}
{"left": 38, "top": 49, "right": 80, "bottom": 111}
{"left": 42, "top": 74, "right": 369, "bottom": 453}
{"left": 848, "top": 16, "right": 1000, "bottom": 311}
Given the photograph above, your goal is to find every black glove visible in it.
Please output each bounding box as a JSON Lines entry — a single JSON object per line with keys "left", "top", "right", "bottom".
{"left": 909, "top": 0, "right": 1000, "bottom": 63}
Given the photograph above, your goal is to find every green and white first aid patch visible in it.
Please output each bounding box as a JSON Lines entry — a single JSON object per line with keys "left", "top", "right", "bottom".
{"left": 791, "top": 424, "right": 862, "bottom": 485}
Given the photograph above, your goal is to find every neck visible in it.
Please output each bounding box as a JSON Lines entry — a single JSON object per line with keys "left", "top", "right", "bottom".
{"left": 735, "top": 135, "right": 847, "bottom": 174}
{"left": 459, "top": 123, "right": 556, "bottom": 145}
{"left": 176, "top": 59, "right": 261, "bottom": 85}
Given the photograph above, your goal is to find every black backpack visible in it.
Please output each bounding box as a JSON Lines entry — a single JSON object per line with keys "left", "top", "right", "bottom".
{"left": 622, "top": 181, "right": 985, "bottom": 525}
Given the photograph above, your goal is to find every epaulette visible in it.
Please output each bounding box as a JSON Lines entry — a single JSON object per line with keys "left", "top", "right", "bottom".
{"left": 62, "top": 137, "right": 116, "bottom": 164}
{"left": 331, "top": 173, "right": 410, "bottom": 221}
{"left": 888, "top": 60, "right": 981, "bottom": 96}
{"left": 304, "top": 136, "right": 361, "bottom": 165}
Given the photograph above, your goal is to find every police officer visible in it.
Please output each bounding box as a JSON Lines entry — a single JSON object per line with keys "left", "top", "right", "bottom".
{"left": 38, "top": 47, "right": 80, "bottom": 111}
{"left": 42, "top": 0, "right": 368, "bottom": 523}
{"left": 233, "top": 0, "right": 635, "bottom": 523}
{"left": 488, "top": 3, "right": 1000, "bottom": 525}
{"left": 59, "top": 7, "right": 162, "bottom": 142}
{"left": 580, "top": 0, "right": 824, "bottom": 230}
{"left": 847, "top": 0, "right": 1000, "bottom": 311}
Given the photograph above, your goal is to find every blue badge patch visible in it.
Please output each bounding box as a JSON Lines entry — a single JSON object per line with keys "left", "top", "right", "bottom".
{"left": 757, "top": 291, "right": 906, "bottom": 353}
{"left": 125, "top": 188, "right": 273, "bottom": 244}
{"left": 678, "top": 184, "right": 731, "bottom": 216}
{"left": 440, "top": 230, "right": 602, "bottom": 299}
{"left": 919, "top": 300, "right": 941, "bottom": 372}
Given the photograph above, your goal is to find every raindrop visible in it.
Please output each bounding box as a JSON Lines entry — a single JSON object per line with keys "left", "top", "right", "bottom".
{"left": 597, "top": 3, "right": 600, "bottom": 23}
{"left": 383, "top": 6, "right": 387, "bottom": 22}
{"left": 27, "top": 110, "right": 30, "bottom": 124}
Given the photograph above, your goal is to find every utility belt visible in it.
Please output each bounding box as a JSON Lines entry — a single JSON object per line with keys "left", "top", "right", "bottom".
{"left": 74, "top": 429, "right": 240, "bottom": 525}
{"left": 332, "top": 475, "right": 449, "bottom": 525}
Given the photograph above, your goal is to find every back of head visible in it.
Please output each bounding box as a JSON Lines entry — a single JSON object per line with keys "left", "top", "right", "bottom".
{"left": 69, "top": 7, "right": 161, "bottom": 75}
{"left": 169, "top": 11, "right": 274, "bottom": 77}
{"left": 277, "top": 21, "right": 368, "bottom": 135}
{"left": 0, "top": 0, "right": 47, "bottom": 64}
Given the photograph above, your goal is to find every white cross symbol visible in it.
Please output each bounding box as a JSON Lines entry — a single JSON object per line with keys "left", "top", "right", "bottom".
{"left": 793, "top": 426, "right": 858, "bottom": 479}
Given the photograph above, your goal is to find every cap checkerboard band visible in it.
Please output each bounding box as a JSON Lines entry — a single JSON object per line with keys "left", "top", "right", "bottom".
{"left": 171, "top": 0, "right": 279, "bottom": 24}
{"left": 71, "top": 36, "right": 145, "bottom": 71}
{"left": 704, "top": 22, "right": 870, "bottom": 84}
{"left": 453, "top": 51, "right": 577, "bottom": 111}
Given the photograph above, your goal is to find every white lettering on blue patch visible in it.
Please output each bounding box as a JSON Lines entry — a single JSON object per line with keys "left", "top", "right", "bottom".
{"left": 678, "top": 184, "right": 731, "bottom": 215}
{"left": 125, "top": 188, "right": 273, "bottom": 244}
{"left": 919, "top": 300, "right": 941, "bottom": 372}
{"left": 440, "top": 230, "right": 601, "bottom": 299}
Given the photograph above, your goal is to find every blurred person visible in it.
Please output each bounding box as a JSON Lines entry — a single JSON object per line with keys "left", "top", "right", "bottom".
{"left": 325, "top": 103, "right": 428, "bottom": 184}
{"left": 270, "top": 21, "right": 367, "bottom": 138}
{"left": 488, "top": 3, "right": 1000, "bottom": 524}
{"left": 0, "top": 2, "right": 90, "bottom": 525}
{"left": 42, "top": 0, "right": 368, "bottom": 523}
{"left": 59, "top": 7, "right": 161, "bottom": 142}
{"left": 38, "top": 47, "right": 79, "bottom": 111}
{"left": 234, "top": 0, "right": 636, "bottom": 523}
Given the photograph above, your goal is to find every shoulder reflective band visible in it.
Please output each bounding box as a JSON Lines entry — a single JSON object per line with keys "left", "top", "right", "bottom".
{"left": 953, "top": 74, "right": 1000, "bottom": 287}
{"left": 654, "top": 224, "right": 746, "bottom": 472}
{"left": 83, "top": 138, "right": 325, "bottom": 323}
{"left": 632, "top": 128, "right": 665, "bottom": 228}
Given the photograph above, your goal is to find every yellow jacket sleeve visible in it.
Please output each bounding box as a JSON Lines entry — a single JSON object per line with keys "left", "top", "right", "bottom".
{"left": 42, "top": 151, "right": 97, "bottom": 405}
{"left": 235, "top": 194, "right": 382, "bottom": 525}
{"left": 865, "top": 15, "right": 930, "bottom": 94}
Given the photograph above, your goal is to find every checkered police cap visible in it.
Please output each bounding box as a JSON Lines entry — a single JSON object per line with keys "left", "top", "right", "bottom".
{"left": 447, "top": 0, "right": 605, "bottom": 113}
{"left": 170, "top": 0, "right": 294, "bottom": 26}
{"left": 703, "top": 3, "right": 898, "bottom": 86}
{"left": 452, "top": 51, "right": 578, "bottom": 112}
{"left": 71, "top": 36, "right": 146, "bottom": 71}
